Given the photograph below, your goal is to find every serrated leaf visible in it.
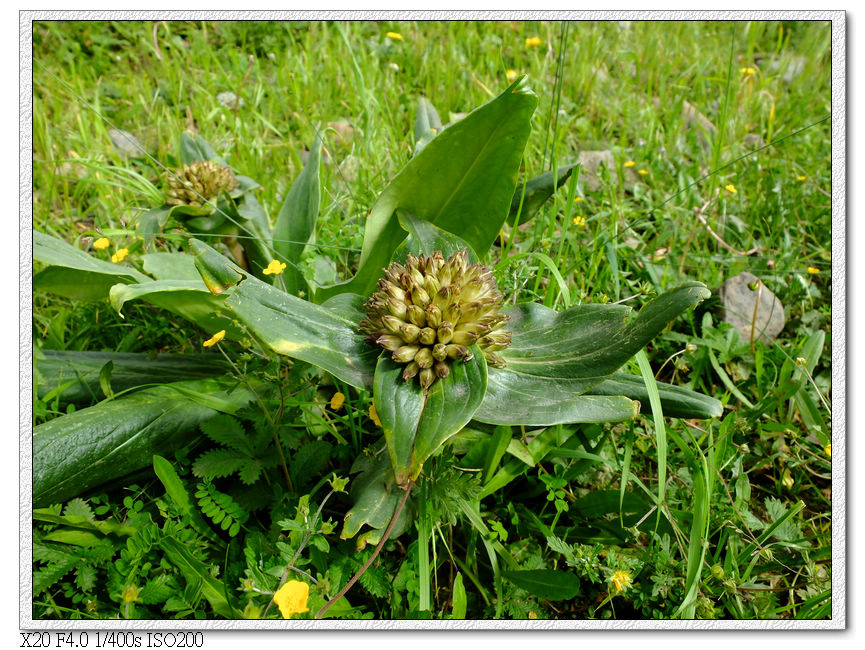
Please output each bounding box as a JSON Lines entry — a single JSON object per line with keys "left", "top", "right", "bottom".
{"left": 63, "top": 498, "right": 94, "bottom": 521}
{"left": 200, "top": 415, "right": 252, "bottom": 454}
{"left": 237, "top": 458, "right": 264, "bottom": 485}
{"left": 192, "top": 448, "right": 246, "bottom": 480}
{"left": 341, "top": 453, "right": 415, "bottom": 545}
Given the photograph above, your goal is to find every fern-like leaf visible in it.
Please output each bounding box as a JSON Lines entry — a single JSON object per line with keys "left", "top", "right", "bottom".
{"left": 200, "top": 415, "right": 253, "bottom": 455}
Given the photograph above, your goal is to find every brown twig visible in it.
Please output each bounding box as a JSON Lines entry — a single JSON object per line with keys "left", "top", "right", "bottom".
{"left": 314, "top": 482, "right": 413, "bottom": 619}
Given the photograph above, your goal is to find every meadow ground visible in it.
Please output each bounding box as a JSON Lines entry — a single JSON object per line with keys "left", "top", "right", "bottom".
{"left": 31, "top": 20, "right": 832, "bottom": 620}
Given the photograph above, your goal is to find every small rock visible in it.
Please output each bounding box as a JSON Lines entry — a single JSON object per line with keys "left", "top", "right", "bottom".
{"left": 108, "top": 129, "right": 145, "bottom": 158}
{"left": 770, "top": 55, "right": 807, "bottom": 83}
{"left": 328, "top": 120, "right": 355, "bottom": 146}
{"left": 217, "top": 91, "right": 243, "bottom": 110}
{"left": 577, "top": 149, "right": 640, "bottom": 192}
{"left": 744, "top": 133, "right": 763, "bottom": 148}
{"left": 719, "top": 271, "right": 786, "bottom": 344}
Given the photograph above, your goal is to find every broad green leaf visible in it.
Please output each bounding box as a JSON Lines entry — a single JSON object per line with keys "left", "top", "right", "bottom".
{"left": 233, "top": 192, "right": 276, "bottom": 279}
{"left": 33, "top": 379, "right": 253, "bottom": 507}
{"left": 190, "top": 239, "right": 378, "bottom": 390}
{"left": 159, "top": 537, "right": 235, "bottom": 618}
{"left": 451, "top": 572, "right": 467, "bottom": 619}
{"left": 374, "top": 349, "right": 487, "bottom": 484}
{"left": 588, "top": 372, "right": 723, "bottom": 419}
{"left": 108, "top": 279, "right": 240, "bottom": 339}
{"left": 393, "top": 211, "right": 479, "bottom": 263}
{"left": 153, "top": 455, "right": 222, "bottom": 545}
{"left": 414, "top": 96, "right": 442, "bottom": 144}
{"left": 141, "top": 252, "right": 202, "bottom": 281}
{"left": 318, "top": 78, "right": 538, "bottom": 302}
{"left": 473, "top": 283, "right": 710, "bottom": 426}
{"left": 273, "top": 132, "right": 322, "bottom": 297}
{"left": 509, "top": 162, "right": 580, "bottom": 226}
{"left": 341, "top": 452, "right": 415, "bottom": 548}
{"left": 33, "top": 230, "right": 149, "bottom": 301}
{"left": 501, "top": 569, "right": 581, "bottom": 601}
{"left": 179, "top": 132, "right": 226, "bottom": 166}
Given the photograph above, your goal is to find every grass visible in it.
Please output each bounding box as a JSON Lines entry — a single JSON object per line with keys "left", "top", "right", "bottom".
{"left": 31, "top": 19, "right": 832, "bottom": 621}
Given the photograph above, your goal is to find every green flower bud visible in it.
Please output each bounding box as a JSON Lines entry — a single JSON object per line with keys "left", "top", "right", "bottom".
{"left": 418, "top": 327, "right": 437, "bottom": 346}
{"left": 164, "top": 160, "right": 238, "bottom": 207}
{"left": 361, "top": 249, "right": 511, "bottom": 389}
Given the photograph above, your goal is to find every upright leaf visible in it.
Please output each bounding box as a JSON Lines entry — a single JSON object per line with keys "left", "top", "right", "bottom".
{"left": 273, "top": 132, "right": 322, "bottom": 297}
{"left": 318, "top": 78, "right": 538, "bottom": 302}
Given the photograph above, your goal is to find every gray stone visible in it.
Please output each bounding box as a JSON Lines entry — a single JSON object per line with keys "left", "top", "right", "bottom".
{"left": 108, "top": 129, "right": 145, "bottom": 158}
{"left": 719, "top": 272, "right": 786, "bottom": 344}
{"left": 577, "top": 149, "right": 640, "bottom": 192}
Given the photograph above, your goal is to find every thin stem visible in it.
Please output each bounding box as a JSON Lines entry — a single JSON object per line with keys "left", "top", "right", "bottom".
{"left": 314, "top": 482, "right": 413, "bottom": 619}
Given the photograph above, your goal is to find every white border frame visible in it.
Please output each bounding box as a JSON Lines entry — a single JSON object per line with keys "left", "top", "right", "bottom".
{"left": 20, "top": 9, "right": 846, "bottom": 631}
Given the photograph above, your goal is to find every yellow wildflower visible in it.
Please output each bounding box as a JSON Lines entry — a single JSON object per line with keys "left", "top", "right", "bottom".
{"left": 740, "top": 67, "right": 757, "bottom": 75}
{"left": 93, "top": 237, "right": 110, "bottom": 250}
{"left": 202, "top": 330, "right": 226, "bottom": 348}
{"left": 638, "top": 169, "right": 649, "bottom": 176}
{"left": 386, "top": 31, "right": 403, "bottom": 41}
{"left": 610, "top": 570, "right": 632, "bottom": 593}
{"left": 824, "top": 444, "right": 831, "bottom": 459}
{"left": 111, "top": 248, "right": 129, "bottom": 263}
{"left": 121, "top": 584, "right": 139, "bottom": 604}
{"left": 572, "top": 216, "right": 586, "bottom": 227}
{"left": 330, "top": 392, "right": 346, "bottom": 411}
{"left": 262, "top": 259, "right": 287, "bottom": 275}
{"left": 807, "top": 266, "right": 820, "bottom": 275}
{"left": 797, "top": 175, "right": 807, "bottom": 181}
{"left": 573, "top": 196, "right": 583, "bottom": 203}
{"left": 273, "top": 580, "right": 309, "bottom": 619}
{"left": 528, "top": 611, "right": 537, "bottom": 619}
{"left": 506, "top": 69, "right": 518, "bottom": 83}
{"left": 624, "top": 160, "right": 636, "bottom": 168}
{"left": 525, "top": 36, "right": 542, "bottom": 47}
{"left": 725, "top": 184, "right": 738, "bottom": 194}
{"left": 369, "top": 402, "right": 381, "bottom": 427}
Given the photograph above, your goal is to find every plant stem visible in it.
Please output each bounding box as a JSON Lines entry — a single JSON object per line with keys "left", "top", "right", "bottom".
{"left": 314, "top": 482, "right": 413, "bottom": 619}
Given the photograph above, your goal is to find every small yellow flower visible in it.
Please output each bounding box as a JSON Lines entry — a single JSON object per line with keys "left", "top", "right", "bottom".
{"left": 572, "top": 216, "right": 586, "bottom": 227}
{"left": 330, "top": 392, "right": 346, "bottom": 411}
{"left": 610, "top": 570, "right": 632, "bottom": 593}
{"left": 369, "top": 402, "right": 381, "bottom": 427}
{"left": 740, "top": 67, "right": 757, "bottom": 75}
{"left": 807, "top": 266, "right": 820, "bottom": 275}
{"left": 273, "top": 580, "right": 309, "bottom": 619}
{"left": 623, "top": 160, "right": 636, "bottom": 168}
{"left": 638, "top": 169, "right": 649, "bottom": 176}
{"left": 386, "top": 31, "right": 403, "bottom": 41}
{"left": 528, "top": 611, "right": 537, "bottom": 619}
{"left": 506, "top": 69, "right": 518, "bottom": 83}
{"left": 111, "top": 248, "right": 129, "bottom": 263}
{"left": 573, "top": 196, "right": 583, "bottom": 203}
{"left": 202, "top": 330, "right": 226, "bottom": 347}
{"left": 93, "top": 237, "right": 110, "bottom": 250}
{"left": 725, "top": 184, "right": 738, "bottom": 194}
{"left": 824, "top": 444, "right": 831, "bottom": 459}
{"left": 262, "top": 259, "right": 287, "bottom": 275}
{"left": 525, "top": 36, "right": 542, "bottom": 47}
{"left": 797, "top": 175, "right": 808, "bottom": 181}
{"left": 121, "top": 584, "right": 138, "bottom": 604}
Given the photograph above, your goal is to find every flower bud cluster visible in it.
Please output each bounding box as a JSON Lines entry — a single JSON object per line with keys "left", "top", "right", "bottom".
{"left": 164, "top": 160, "right": 239, "bottom": 207}
{"left": 360, "top": 250, "right": 511, "bottom": 389}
